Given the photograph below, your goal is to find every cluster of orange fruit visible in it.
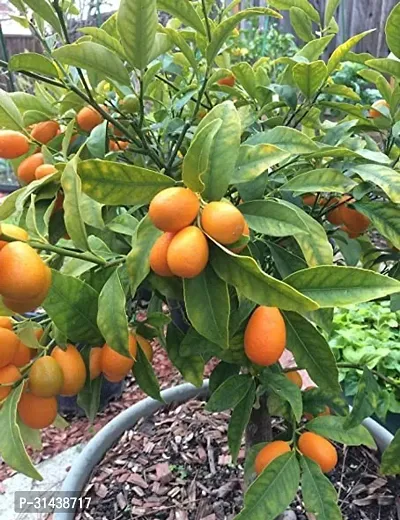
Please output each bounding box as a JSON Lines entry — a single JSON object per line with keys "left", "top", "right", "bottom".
{"left": 76, "top": 105, "right": 128, "bottom": 152}
{"left": 0, "top": 316, "right": 153, "bottom": 430}
{"left": 254, "top": 431, "right": 338, "bottom": 476}
{"left": 0, "top": 228, "right": 51, "bottom": 314}
{"left": 303, "top": 194, "right": 370, "bottom": 238}
{"left": 148, "top": 187, "right": 249, "bottom": 279}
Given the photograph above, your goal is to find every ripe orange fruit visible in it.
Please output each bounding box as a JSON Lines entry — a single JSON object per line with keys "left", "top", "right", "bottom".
{"left": 137, "top": 335, "right": 153, "bottom": 362}
{"left": 230, "top": 221, "right": 250, "bottom": 254}
{"left": 340, "top": 225, "right": 360, "bottom": 239}
{"left": 302, "top": 194, "right": 319, "bottom": 206}
{"left": 18, "top": 391, "right": 57, "bottom": 429}
{"left": 13, "top": 341, "right": 36, "bottom": 368}
{"left": 369, "top": 99, "right": 389, "bottom": 118}
{"left": 0, "top": 223, "right": 28, "bottom": 250}
{"left": 298, "top": 432, "right": 338, "bottom": 473}
{"left": 0, "top": 364, "right": 21, "bottom": 401}
{"left": 109, "top": 140, "right": 129, "bottom": 151}
{"left": 325, "top": 197, "right": 344, "bottom": 226}
{"left": 0, "top": 316, "right": 12, "bottom": 330}
{"left": 101, "top": 335, "right": 137, "bottom": 382}
{"left": 31, "top": 121, "right": 60, "bottom": 144}
{"left": 217, "top": 75, "right": 235, "bottom": 87}
{"left": 286, "top": 371, "right": 303, "bottom": 388}
{"left": 340, "top": 205, "right": 370, "bottom": 235}
{"left": 54, "top": 192, "right": 64, "bottom": 213}
{"left": 89, "top": 347, "right": 103, "bottom": 380}
{"left": 17, "top": 152, "right": 44, "bottom": 184}
{"left": 0, "top": 130, "right": 30, "bottom": 159}
{"left": 0, "top": 242, "right": 51, "bottom": 302}
{"left": 0, "top": 328, "right": 20, "bottom": 368}
{"left": 51, "top": 344, "right": 87, "bottom": 396}
{"left": 304, "top": 406, "right": 331, "bottom": 421}
{"left": 167, "top": 226, "right": 209, "bottom": 278}
{"left": 35, "top": 164, "right": 57, "bottom": 180}
{"left": 3, "top": 280, "right": 50, "bottom": 314}
{"left": 149, "top": 232, "right": 175, "bottom": 277}
{"left": 76, "top": 106, "right": 104, "bottom": 132}
{"left": 149, "top": 187, "right": 200, "bottom": 233}
{"left": 255, "top": 441, "right": 291, "bottom": 475}
{"left": 244, "top": 306, "right": 286, "bottom": 366}
{"left": 28, "top": 356, "right": 64, "bottom": 397}
{"left": 201, "top": 201, "right": 245, "bottom": 245}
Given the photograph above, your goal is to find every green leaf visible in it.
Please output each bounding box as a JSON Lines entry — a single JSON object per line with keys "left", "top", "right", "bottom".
{"left": 78, "top": 160, "right": 174, "bottom": 205}
{"left": 283, "top": 312, "right": 340, "bottom": 393}
{"left": 269, "top": 0, "right": 319, "bottom": 22}
{"left": 97, "top": 269, "right": 129, "bottom": 356}
{"left": 293, "top": 61, "right": 327, "bottom": 98}
{"left": 324, "top": 0, "right": 341, "bottom": 26}
{"left": 279, "top": 200, "right": 333, "bottom": 266}
{"left": 268, "top": 242, "right": 307, "bottom": 278}
{"left": 386, "top": 3, "right": 400, "bottom": 60}
{"left": 166, "top": 323, "right": 204, "bottom": 387}
{"left": 0, "top": 384, "right": 42, "bottom": 480}
{"left": 79, "top": 27, "right": 125, "bottom": 56}
{"left": 351, "top": 164, "right": 400, "bottom": 204}
{"left": 246, "top": 126, "right": 318, "bottom": 154}
{"left": 77, "top": 352, "right": 102, "bottom": 424}
{"left": 327, "top": 30, "right": 374, "bottom": 74}
{"left": 148, "top": 32, "right": 173, "bottom": 62}
{"left": 164, "top": 28, "right": 198, "bottom": 71}
{"left": 296, "top": 34, "right": 334, "bottom": 61}
{"left": 183, "top": 119, "right": 222, "bottom": 193}
{"left": 381, "top": 429, "right": 400, "bottom": 475}
{"left": 157, "top": 0, "right": 206, "bottom": 35}
{"left": 345, "top": 367, "right": 380, "bottom": 429}
{"left": 239, "top": 200, "right": 308, "bottom": 236}
{"left": 366, "top": 58, "right": 400, "bottom": 79}
{"left": 207, "top": 8, "right": 281, "bottom": 64}
{"left": 354, "top": 202, "right": 400, "bottom": 250}
{"left": 107, "top": 213, "right": 139, "bottom": 236}
{"left": 231, "top": 62, "right": 257, "bottom": 98}
{"left": 301, "top": 457, "right": 341, "bottom": 520}
{"left": 0, "top": 89, "right": 24, "bottom": 130}
{"left": 285, "top": 266, "right": 400, "bottom": 307}
{"left": 118, "top": 0, "right": 157, "bottom": 71}
{"left": 61, "top": 158, "right": 89, "bottom": 251}
{"left": 206, "top": 374, "right": 253, "bottom": 412}
{"left": 323, "top": 83, "right": 360, "bottom": 101}
{"left": 53, "top": 42, "right": 130, "bottom": 85}
{"left": 281, "top": 168, "right": 357, "bottom": 194}
{"left": 23, "top": 0, "right": 62, "bottom": 35}
{"left": 196, "top": 101, "right": 241, "bottom": 201}
{"left": 184, "top": 265, "right": 230, "bottom": 348}
{"left": 211, "top": 247, "right": 318, "bottom": 312}
{"left": 290, "top": 7, "right": 314, "bottom": 42}
{"left": 9, "top": 52, "right": 59, "bottom": 78}
{"left": 236, "top": 452, "right": 300, "bottom": 520}
{"left": 126, "top": 215, "right": 162, "bottom": 296}
{"left": 44, "top": 270, "right": 103, "bottom": 345}
{"left": 209, "top": 361, "right": 240, "bottom": 394}
{"left": 18, "top": 419, "right": 42, "bottom": 451}
{"left": 307, "top": 416, "right": 376, "bottom": 447}
{"left": 263, "top": 372, "right": 303, "bottom": 422}
{"left": 133, "top": 343, "right": 163, "bottom": 401}
{"left": 232, "top": 144, "right": 290, "bottom": 183}
{"left": 228, "top": 379, "right": 256, "bottom": 463}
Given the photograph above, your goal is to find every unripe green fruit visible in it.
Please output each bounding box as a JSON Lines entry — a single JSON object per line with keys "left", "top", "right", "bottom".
{"left": 120, "top": 95, "right": 140, "bottom": 113}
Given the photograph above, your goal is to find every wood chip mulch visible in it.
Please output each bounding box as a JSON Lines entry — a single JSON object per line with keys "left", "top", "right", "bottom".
{"left": 76, "top": 400, "right": 400, "bottom": 520}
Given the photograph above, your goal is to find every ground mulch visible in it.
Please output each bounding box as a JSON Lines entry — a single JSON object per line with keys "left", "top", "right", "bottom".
{"left": 76, "top": 400, "right": 400, "bottom": 520}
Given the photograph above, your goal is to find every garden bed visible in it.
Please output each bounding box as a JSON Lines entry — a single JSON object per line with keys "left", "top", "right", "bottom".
{"left": 76, "top": 400, "right": 399, "bottom": 520}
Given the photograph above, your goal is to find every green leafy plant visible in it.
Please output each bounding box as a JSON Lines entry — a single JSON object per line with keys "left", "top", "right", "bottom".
{"left": 330, "top": 301, "right": 400, "bottom": 415}
{"left": 0, "top": 0, "right": 399, "bottom": 518}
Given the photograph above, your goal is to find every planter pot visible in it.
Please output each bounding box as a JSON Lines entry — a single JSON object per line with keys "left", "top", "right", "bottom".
{"left": 55, "top": 380, "right": 394, "bottom": 520}
{"left": 55, "top": 381, "right": 209, "bottom": 520}
{"left": 346, "top": 396, "right": 400, "bottom": 436}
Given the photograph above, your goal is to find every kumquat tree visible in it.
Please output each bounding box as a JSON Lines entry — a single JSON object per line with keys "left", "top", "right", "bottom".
{"left": 0, "top": 0, "right": 400, "bottom": 518}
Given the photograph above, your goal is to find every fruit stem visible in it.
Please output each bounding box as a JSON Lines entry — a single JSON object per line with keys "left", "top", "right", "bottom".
{"left": 201, "top": 0, "right": 213, "bottom": 42}
{"left": 245, "top": 393, "right": 272, "bottom": 452}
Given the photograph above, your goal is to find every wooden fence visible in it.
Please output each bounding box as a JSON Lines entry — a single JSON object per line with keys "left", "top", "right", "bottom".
{"left": 229, "top": 0, "right": 398, "bottom": 57}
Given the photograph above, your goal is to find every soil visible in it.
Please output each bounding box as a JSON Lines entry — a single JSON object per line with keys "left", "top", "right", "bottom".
{"left": 77, "top": 400, "right": 400, "bottom": 520}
